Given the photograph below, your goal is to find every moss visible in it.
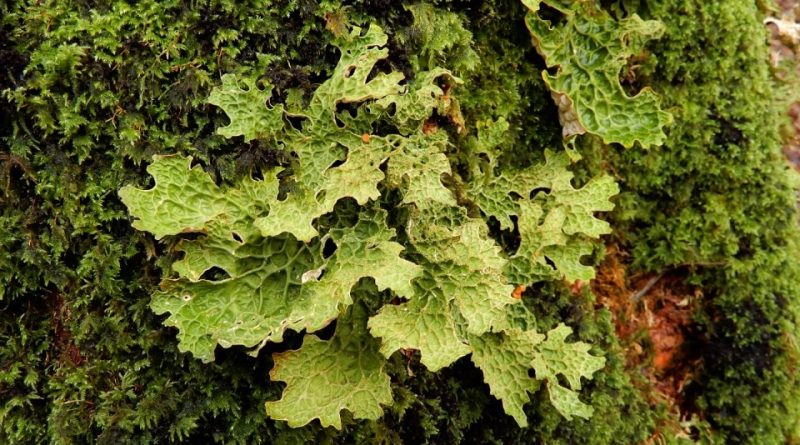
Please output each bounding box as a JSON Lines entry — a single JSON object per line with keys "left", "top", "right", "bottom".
{"left": 0, "top": 1, "right": 339, "bottom": 442}
{"left": 608, "top": 0, "right": 800, "bottom": 442}
{"left": 3, "top": 0, "right": 795, "bottom": 442}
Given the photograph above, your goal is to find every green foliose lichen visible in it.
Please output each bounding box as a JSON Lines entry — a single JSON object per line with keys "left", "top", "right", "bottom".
{"left": 120, "top": 24, "right": 616, "bottom": 428}
{"left": 522, "top": 0, "right": 672, "bottom": 147}
{"left": 6, "top": 0, "right": 793, "bottom": 443}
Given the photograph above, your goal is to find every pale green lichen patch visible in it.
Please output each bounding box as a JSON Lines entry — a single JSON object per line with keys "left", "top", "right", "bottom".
{"left": 266, "top": 300, "right": 393, "bottom": 429}
{"left": 122, "top": 24, "right": 612, "bottom": 429}
{"left": 522, "top": 0, "right": 672, "bottom": 147}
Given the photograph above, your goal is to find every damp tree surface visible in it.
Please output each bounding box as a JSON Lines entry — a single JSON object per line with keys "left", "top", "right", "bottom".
{"left": 121, "top": 1, "right": 671, "bottom": 428}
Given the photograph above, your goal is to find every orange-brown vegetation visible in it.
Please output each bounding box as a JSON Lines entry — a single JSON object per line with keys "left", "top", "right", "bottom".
{"left": 592, "top": 245, "right": 704, "bottom": 440}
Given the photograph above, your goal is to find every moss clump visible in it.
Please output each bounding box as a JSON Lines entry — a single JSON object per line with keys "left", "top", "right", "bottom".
{"left": 608, "top": 0, "right": 800, "bottom": 442}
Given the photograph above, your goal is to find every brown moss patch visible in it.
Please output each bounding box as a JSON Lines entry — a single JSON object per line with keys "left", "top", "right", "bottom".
{"left": 592, "top": 245, "right": 705, "bottom": 441}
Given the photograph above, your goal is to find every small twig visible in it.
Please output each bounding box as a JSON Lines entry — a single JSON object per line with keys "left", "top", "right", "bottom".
{"left": 61, "top": 399, "right": 86, "bottom": 406}
{"left": 631, "top": 271, "right": 665, "bottom": 302}
{"left": 674, "top": 261, "right": 727, "bottom": 268}
{"left": 629, "top": 260, "right": 726, "bottom": 303}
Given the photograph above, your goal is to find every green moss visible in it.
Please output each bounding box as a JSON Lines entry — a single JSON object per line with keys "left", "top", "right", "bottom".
{"left": 0, "top": 1, "right": 341, "bottom": 442}
{"left": 608, "top": 0, "right": 800, "bottom": 442}
{"left": 4, "top": 0, "right": 794, "bottom": 442}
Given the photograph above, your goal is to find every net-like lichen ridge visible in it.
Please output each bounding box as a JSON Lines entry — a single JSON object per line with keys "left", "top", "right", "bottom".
{"left": 120, "top": 24, "right": 620, "bottom": 429}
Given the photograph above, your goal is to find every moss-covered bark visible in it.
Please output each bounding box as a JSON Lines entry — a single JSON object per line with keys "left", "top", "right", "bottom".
{"left": 610, "top": 0, "right": 800, "bottom": 443}
{"left": 1, "top": 0, "right": 797, "bottom": 443}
